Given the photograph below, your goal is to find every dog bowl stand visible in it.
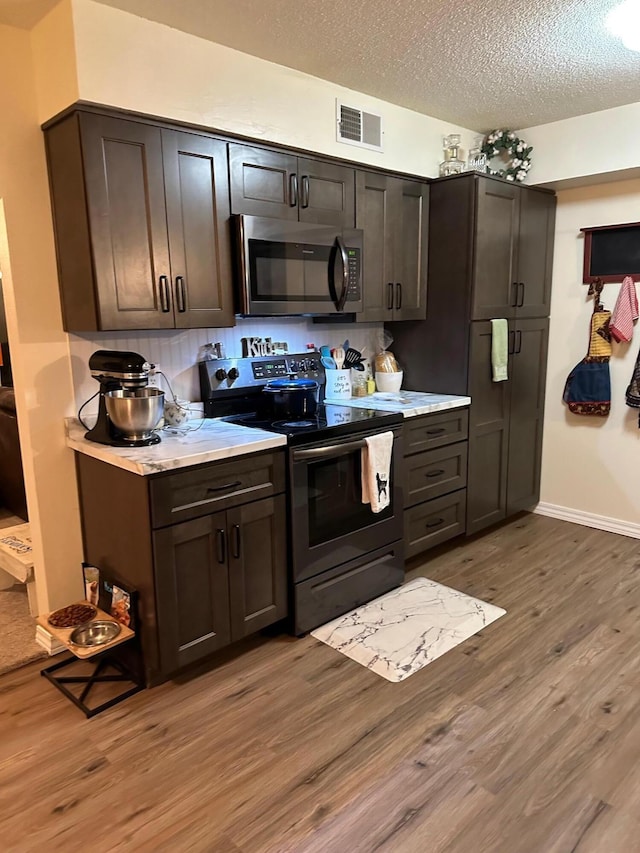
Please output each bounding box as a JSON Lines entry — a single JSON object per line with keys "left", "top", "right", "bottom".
{"left": 37, "top": 603, "right": 144, "bottom": 718}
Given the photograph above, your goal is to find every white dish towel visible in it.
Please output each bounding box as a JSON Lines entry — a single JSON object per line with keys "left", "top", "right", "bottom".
{"left": 361, "top": 431, "right": 394, "bottom": 513}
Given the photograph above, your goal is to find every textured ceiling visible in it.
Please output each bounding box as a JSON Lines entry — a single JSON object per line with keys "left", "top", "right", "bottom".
{"left": 3, "top": 0, "right": 640, "bottom": 129}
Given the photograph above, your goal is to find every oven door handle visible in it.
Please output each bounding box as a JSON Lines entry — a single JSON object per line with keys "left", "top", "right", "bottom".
{"left": 292, "top": 437, "right": 373, "bottom": 462}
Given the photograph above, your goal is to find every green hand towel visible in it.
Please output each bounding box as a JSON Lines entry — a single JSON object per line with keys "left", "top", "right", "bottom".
{"left": 491, "top": 319, "right": 508, "bottom": 382}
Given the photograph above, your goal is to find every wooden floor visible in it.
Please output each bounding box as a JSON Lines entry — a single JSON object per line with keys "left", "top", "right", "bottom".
{"left": 3, "top": 514, "right": 640, "bottom": 852}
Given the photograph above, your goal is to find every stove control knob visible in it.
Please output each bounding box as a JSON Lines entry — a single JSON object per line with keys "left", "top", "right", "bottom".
{"left": 289, "top": 360, "right": 298, "bottom": 372}
{"left": 227, "top": 367, "right": 240, "bottom": 382}
{"left": 215, "top": 368, "right": 227, "bottom": 382}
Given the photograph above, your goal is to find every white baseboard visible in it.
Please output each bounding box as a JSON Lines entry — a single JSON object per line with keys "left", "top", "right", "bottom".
{"left": 35, "top": 625, "right": 66, "bottom": 656}
{"left": 534, "top": 502, "right": 640, "bottom": 540}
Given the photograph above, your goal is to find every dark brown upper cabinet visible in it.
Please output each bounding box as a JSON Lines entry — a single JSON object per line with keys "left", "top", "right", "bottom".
{"left": 356, "top": 172, "right": 429, "bottom": 321}
{"left": 472, "top": 175, "right": 556, "bottom": 321}
{"left": 228, "top": 143, "right": 355, "bottom": 227}
{"left": 45, "top": 112, "right": 234, "bottom": 331}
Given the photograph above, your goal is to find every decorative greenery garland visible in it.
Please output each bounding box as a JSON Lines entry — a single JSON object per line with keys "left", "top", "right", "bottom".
{"left": 480, "top": 130, "right": 533, "bottom": 182}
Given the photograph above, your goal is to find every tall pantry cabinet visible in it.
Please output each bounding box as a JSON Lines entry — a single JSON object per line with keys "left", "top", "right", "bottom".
{"left": 389, "top": 172, "right": 556, "bottom": 536}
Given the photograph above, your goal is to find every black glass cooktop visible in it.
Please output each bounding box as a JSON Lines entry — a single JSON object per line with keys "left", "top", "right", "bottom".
{"left": 223, "top": 403, "right": 402, "bottom": 445}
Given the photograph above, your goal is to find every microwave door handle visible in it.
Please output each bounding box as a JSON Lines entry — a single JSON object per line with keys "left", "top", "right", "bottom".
{"left": 332, "top": 235, "right": 350, "bottom": 312}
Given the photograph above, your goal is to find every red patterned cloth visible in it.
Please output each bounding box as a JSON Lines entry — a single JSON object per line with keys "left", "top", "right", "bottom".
{"left": 610, "top": 276, "right": 639, "bottom": 343}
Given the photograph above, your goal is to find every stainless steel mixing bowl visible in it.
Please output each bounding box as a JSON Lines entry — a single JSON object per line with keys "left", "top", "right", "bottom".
{"left": 105, "top": 387, "right": 164, "bottom": 440}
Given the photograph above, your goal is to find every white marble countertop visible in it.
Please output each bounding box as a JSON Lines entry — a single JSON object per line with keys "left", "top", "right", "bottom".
{"left": 324, "top": 391, "right": 471, "bottom": 418}
{"left": 65, "top": 418, "right": 287, "bottom": 476}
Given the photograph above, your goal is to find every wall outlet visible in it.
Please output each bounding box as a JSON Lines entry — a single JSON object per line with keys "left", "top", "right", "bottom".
{"left": 147, "top": 365, "right": 160, "bottom": 387}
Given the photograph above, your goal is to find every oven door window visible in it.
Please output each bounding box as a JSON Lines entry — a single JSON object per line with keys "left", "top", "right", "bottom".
{"left": 306, "top": 450, "right": 392, "bottom": 548}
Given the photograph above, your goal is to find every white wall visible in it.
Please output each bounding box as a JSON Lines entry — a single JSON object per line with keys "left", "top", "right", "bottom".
{"left": 521, "top": 102, "right": 640, "bottom": 188}
{"left": 540, "top": 179, "right": 640, "bottom": 531}
{"left": 66, "top": 0, "right": 476, "bottom": 177}
{"left": 0, "top": 19, "right": 83, "bottom": 613}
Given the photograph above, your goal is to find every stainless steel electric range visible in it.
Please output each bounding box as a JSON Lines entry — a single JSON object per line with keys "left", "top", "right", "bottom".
{"left": 199, "top": 353, "right": 405, "bottom": 634}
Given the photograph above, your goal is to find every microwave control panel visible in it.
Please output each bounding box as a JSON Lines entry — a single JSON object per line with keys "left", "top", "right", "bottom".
{"left": 346, "top": 250, "right": 361, "bottom": 302}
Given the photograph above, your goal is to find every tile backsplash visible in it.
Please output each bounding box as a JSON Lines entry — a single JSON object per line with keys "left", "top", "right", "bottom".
{"left": 69, "top": 318, "right": 383, "bottom": 415}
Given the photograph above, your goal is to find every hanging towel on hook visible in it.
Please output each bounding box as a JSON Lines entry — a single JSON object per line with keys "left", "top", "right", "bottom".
{"left": 610, "top": 276, "right": 639, "bottom": 343}
{"left": 490, "top": 319, "right": 509, "bottom": 382}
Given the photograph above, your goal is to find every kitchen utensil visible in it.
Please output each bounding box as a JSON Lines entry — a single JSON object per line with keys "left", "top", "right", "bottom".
{"left": 263, "top": 378, "right": 319, "bottom": 418}
{"left": 320, "top": 355, "right": 336, "bottom": 370}
{"left": 320, "top": 345, "right": 332, "bottom": 359}
{"left": 343, "top": 339, "right": 350, "bottom": 352}
{"left": 332, "top": 346, "right": 345, "bottom": 370}
{"left": 70, "top": 620, "right": 122, "bottom": 648}
{"left": 105, "top": 387, "right": 165, "bottom": 441}
{"left": 351, "top": 362, "right": 365, "bottom": 371}
{"left": 344, "top": 347, "right": 363, "bottom": 368}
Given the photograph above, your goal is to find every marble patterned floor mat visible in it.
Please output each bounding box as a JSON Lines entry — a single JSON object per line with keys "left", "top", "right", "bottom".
{"left": 311, "top": 577, "right": 506, "bottom": 682}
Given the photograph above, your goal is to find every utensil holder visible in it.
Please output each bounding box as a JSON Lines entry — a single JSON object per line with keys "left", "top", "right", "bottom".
{"left": 324, "top": 368, "right": 352, "bottom": 400}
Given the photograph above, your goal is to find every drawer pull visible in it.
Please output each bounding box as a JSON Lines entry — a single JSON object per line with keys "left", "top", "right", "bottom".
{"left": 425, "top": 517, "right": 444, "bottom": 529}
{"left": 207, "top": 481, "right": 242, "bottom": 493}
{"left": 426, "top": 427, "right": 446, "bottom": 436}
{"left": 425, "top": 469, "right": 445, "bottom": 478}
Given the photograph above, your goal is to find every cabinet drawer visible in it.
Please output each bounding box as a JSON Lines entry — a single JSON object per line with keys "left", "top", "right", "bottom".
{"left": 404, "top": 441, "right": 468, "bottom": 507}
{"left": 405, "top": 490, "right": 466, "bottom": 558}
{"left": 150, "top": 452, "right": 285, "bottom": 528}
{"left": 404, "top": 409, "right": 469, "bottom": 455}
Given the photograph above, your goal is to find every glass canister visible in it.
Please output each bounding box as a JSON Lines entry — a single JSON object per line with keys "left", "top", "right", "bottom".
{"left": 351, "top": 372, "right": 368, "bottom": 397}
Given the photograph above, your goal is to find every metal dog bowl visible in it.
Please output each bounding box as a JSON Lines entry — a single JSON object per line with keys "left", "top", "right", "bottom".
{"left": 70, "top": 620, "right": 121, "bottom": 647}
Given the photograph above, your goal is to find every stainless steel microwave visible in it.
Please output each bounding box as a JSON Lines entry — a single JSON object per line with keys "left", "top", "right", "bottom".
{"left": 233, "top": 215, "right": 364, "bottom": 316}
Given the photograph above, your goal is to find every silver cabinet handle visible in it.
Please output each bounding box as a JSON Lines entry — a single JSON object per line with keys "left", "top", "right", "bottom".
{"left": 159, "top": 275, "right": 171, "bottom": 312}
{"left": 289, "top": 174, "right": 298, "bottom": 207}
{"left": 301, "top": 175, "right": 310, "bottom": 208}
{"left": 176, "top": 276, "right": 187, "bottom": 312}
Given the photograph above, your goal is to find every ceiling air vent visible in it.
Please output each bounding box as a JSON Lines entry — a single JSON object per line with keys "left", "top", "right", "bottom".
{"left": 336, "top": 101, "right": 383, "bottom": 152}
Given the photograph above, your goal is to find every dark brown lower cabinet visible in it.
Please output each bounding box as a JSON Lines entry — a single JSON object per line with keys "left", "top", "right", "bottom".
{"left": 466, "top": 318, "right": 549, "bottom": 534}
{"left": 402, "top": 409, "right": 469, "bottom": 558}
{"left": 75, "top": 450, "right": 287, "bottom": 685}
{"left": 154, "top": 496, "right": 287, "bottom": 673}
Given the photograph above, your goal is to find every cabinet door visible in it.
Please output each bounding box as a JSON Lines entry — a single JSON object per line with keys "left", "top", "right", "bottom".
{"left": 393, "top": 179, "right": 429, "bottom": 320}
{"left": 163, "top": 131, "right": 235, "bottom": 328}
{"left": 80, "top": 114, "right": 174, "bottom": 330}
{"left": 154, "top": 513, "right": 231, "bottom": 673}
{"left": 227, "top": 496, "right": 287, "bottom": 641}
{"left": 228, "top": 143, "right": 298, "bottom": 220}
{"left": 355, "top": 171, "right": 395, "bottom": 321}
{"left": 506, "top": 318, "right": 549, "bottom": 514}
{"left": 297, "top": 158, "right": 355, "bottom": 227}
{"left": 472, "top": 178, "right": 519, "bottom": 321}
{"left": 516, "top": 189, "right": 556, "bottom": 318}
{"left": 466, "top": 320, "right": 513, "bottom": 534}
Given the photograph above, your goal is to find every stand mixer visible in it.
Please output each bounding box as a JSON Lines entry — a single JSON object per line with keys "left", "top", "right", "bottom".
{"left": 85, "top": 350, "right": 164, "bottom": 447}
